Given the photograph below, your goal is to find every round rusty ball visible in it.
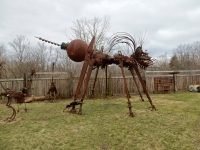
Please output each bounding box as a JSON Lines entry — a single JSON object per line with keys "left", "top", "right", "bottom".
{"left": 66, "top": 39, "right": 88, "bottom": 62}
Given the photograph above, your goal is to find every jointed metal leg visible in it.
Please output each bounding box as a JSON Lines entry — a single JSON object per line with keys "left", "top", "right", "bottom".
{"left": 90, "top": 66, "right": 99, "bottom": 98}
{"left": 67, "top": 37, "right": 95, "bottom": 114}
{"left": 119, "top": 60, "right": 134, "bottom": 117}
{"left": 105, "top": 65, "right": 108, "bottom": 97}
{"left": 133, "top": 64, "right": 156, "bottom": 111}
{"left": 7, "top": 105, "right": 16, "bottom": 122}
{"left": 73, "top": 59, "right": 90, "bottom": 102}
{"left": 5, "top": 97, "right": 16, "bottom": 122}
{"left": 129, "top": 68, "right": 145, "bottom": 101}
{"left": 17, "top": 104, "right": 20, "bottom": 112}
{"left": 24, "top": 103, "right": 27, "bottom": 112}
{"left": 78, "top": 59, "right": 95, "bottom": 115}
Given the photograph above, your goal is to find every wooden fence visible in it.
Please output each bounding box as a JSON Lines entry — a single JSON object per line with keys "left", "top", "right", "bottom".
{"left": 1, "top": 70, "right": 200, "bottom": 99}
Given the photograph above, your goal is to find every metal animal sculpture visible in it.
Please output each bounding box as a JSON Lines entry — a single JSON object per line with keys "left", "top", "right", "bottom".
{"left": 0, "top": 69, "right": 35, "bottom": 122}
{"left": 0, "top": 87, "right": 27, "bottom": 122}
{"left": 47, "top": 62, "right": 57, "bottom": 102}
{"left": 47, "top": 82, "right": 57, "bottom": 102}
{"left": 63, "top": 101, "right": 82, "bottom": 113}
{"left": 35, "top": 32, "right": 156, "bottom": 117}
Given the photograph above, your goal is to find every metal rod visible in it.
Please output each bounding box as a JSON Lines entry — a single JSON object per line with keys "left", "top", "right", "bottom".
{"left": 34, "top": 36, "right": 61, "bottom": 46}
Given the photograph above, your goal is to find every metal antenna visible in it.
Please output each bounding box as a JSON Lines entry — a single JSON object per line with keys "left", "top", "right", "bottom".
{"left": 34, "top": 36, "right": 61, "bottom": 46}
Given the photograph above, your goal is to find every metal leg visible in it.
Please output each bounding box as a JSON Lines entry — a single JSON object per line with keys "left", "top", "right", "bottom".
{"left": 73, "top": 37, "right": 95, "bottom": 102}
{"left": 17, "top": 104, "right": 20, "bottom": 112}
{"left": 90, "top": 66, "right": 99, "bottom": 98}
{"left": 24, "top": 103, "right": 27, "bottom": 112}
{"left": 5, "top": 97, "right": 16, "bottom": 122}
{"left": 129, "top": 68, "right": 145, "bottom": 101}
{"left": 8, "top": 105, "right": 16, "bottom": 122}
{"left": 119, "top": 60, "right": 134, "bottom": 117}
{"left": 67, "top": 37, "right": 95, "bottom": 113}
{"left": 105, "top": 65, "right": 108, "bottom": 98}
{"left": 78, "top": 59, "right": 95, "bottom": 115}
{"left": 73, "top": 59, "right": 90, "bottom": 102}
{"left": 133, "top": 64, "right": 156, "bottom": 111}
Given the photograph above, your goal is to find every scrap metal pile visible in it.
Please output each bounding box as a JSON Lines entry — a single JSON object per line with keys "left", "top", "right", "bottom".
{"left": 35, "top": 32, "right": 156, "bottom": 117}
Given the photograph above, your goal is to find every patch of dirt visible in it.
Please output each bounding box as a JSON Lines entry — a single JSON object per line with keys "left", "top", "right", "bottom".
{"left": 0, "top": 117, "right": 21, "bottom": 124}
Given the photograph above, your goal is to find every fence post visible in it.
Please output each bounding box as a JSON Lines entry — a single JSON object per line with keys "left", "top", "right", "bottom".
{"left": 23, "top": 73, "right": 27, "bottom": 88}
{"left": 108, "top": 72, "right": 112, "bottom": 96}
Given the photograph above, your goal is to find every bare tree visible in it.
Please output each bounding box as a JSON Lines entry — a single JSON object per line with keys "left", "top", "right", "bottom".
{"left": 34, "top": 43, "right": 59, "bottom": 71}
{"left": 9, "top": 35, "right": 30, "bottom": 63}
{"left": 56, "top": 49, "right": 82, "bottom": 76}
{"left": 70, "top": 16, "right": 110, "bottom": 50}
{"left": 169, "top": 54, "right": 179, "bottom": 70}
{"left": 173, "top": 41, "right": 200, "bottom": 70}
{"left": 8, "top": 35, "right": 31, "bottom": 77}
{"left": 0, "top": 45, "right": 7, "bottom": 78}
{"left": 0, "top": 45, "right": 6, "bottom": 58}
{"left": 154, "top": 53, "right": 170, "bottom": 70}
{"left": 6, "top": 35, "right": 60, "bottom": 78}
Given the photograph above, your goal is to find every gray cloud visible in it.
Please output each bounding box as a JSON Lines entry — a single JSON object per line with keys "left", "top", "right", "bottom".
{"left": 0, "top": 0, "right": 200, "bottom": 58}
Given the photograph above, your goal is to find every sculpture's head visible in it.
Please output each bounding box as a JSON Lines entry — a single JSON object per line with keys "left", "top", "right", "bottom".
{"left": 62, "top": 39, "right": 88, "bottom": 62}
{"left": 35, "top": 37, "right": 88, "bottom": 62}
{"left": 108, "top": 32, "right": 154, "bottom": 69}
{"left": 131, "top": 46, "right": 154, "bottom": 69}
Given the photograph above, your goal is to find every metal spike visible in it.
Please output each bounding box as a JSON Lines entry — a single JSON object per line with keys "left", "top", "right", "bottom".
{"left": 34, "top": 36, "right": 61, "bottom": 46}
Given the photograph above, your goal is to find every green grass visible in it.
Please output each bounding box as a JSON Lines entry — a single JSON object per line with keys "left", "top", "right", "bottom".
{"left": 0, "top": 92, "right": 200, "bottom": 150}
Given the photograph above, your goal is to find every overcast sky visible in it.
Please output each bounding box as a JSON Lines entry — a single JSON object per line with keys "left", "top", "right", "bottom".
{"left": 0, "top": 0, "right": 200, "bottom": 58}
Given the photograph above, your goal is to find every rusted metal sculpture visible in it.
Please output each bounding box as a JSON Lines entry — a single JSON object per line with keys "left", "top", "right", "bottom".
{"left": 35, "top": 32, "right": 156, "bottom": 117}
{"left": 0, "top": 68, "right": 35, "bottom": 122}
{"left": 47, "top": 62, "right": 57, "bottom": 102}
{"left": 1, "top": 87, "right": 28, "bottom": 122}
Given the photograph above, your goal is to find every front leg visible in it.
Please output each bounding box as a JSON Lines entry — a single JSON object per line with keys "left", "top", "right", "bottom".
{"left": 78, "top": 59, "right": 95, "bottom": 115}
{"left": 70, "top": 104, "right": 77, "bottom": 113}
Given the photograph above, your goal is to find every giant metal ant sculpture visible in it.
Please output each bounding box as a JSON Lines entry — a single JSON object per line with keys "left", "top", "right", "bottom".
{"left": 35, "top": 32, "right": 156, "bottom": 117}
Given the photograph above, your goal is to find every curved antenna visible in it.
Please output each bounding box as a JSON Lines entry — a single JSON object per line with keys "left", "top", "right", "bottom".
{"left": 108, "top": 32, "right": 136, "bottom": 48}
{"left": 107, "top": 32, "right": 137, "bottom": 53}
{"left": 34, "top": 36, "right": 61, "bottom": 46}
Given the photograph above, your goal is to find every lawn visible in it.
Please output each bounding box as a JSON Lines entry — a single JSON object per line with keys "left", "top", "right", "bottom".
{"left": 0, "top": 92, "right": 200, "bottom": 150}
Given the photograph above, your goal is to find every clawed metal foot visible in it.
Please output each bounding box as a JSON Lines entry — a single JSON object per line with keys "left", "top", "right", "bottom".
{"left": 149, "top": 105, "right": 156, "bottom": 111}
{"left": 129, "top": 112, "right": 134, "bottom": 117}
{"left": 63, "top": 101, "right": 83, "bottom": 114}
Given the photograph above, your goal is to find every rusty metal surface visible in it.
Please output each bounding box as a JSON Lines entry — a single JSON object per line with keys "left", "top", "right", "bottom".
{"left": 0, "top": 88, "right": 27, "bottom": 122}
{"left": 154, "top": 77, "right": 176, "bottom": 93}
{"left": 154, "top": 72, "right": 180, "bottom": 93}
{"left": 67, "top": 39, "right": 88, "bottom": 62}
{"left": 35, "top": 32, "right": 156, "bottom": 117}
{"left": 0, "top": 65, "right": 35, "bottom": 122}
{"left": 47, "top": 62, "right": 57, "bottom": 102}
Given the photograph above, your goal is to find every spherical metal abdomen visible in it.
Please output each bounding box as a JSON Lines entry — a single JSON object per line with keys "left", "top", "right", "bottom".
{"left": 66, "top": 39, "right": 88, "bottom": 62}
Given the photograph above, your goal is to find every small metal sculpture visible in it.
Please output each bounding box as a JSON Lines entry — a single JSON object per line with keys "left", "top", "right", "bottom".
{"left": 0, "top": 86, "right": 28, "bottom": 122}
{"left": 63, "top": 101, "right": 82, "bottom": 113}
{"left": 0, "top": 68, "right": 35, "bottom": 122}
{"left": 47, "top": 82, "right": 57, "bottom": 102}
{"left": 35, "top": 32, "right": 156, "bottom": 117}
{"left": 47, "top": 62, "right": 57, "bottom": 102}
